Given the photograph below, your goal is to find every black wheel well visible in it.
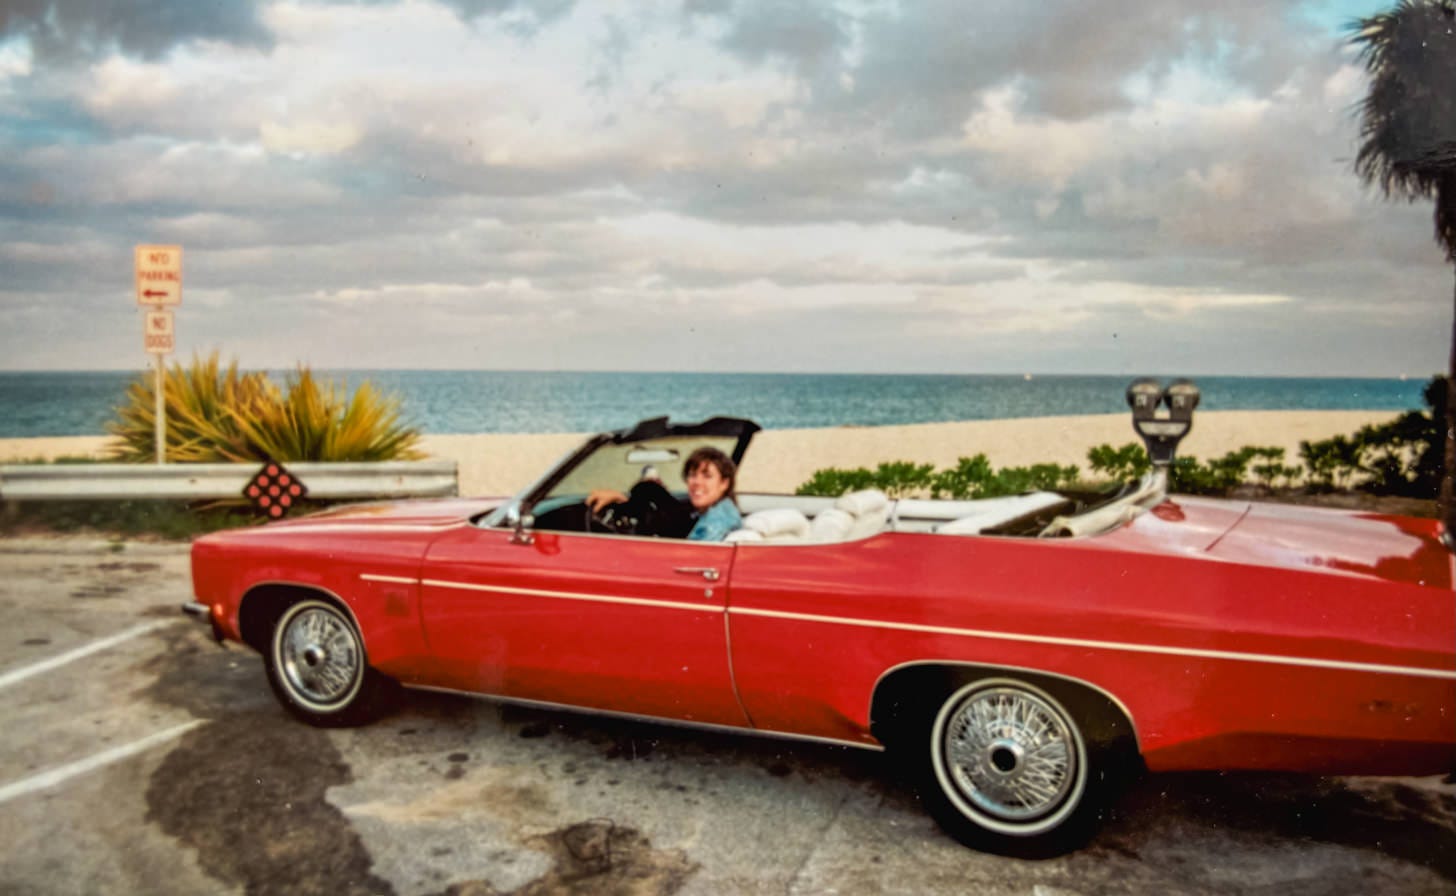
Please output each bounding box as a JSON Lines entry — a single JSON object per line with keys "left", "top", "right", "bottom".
{"left": 237, "top": 584, "right": 347, "bottom": 654}
{"left": 869, "top": 663, "right": 1140, "bottom": 759}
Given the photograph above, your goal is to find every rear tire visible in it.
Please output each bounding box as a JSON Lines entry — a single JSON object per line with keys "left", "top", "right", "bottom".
{"left": 265, "top": 598, "right": 395, "bottom": 727}
{"left": 911, "top": 677, "right": 1120, "bottom": 857}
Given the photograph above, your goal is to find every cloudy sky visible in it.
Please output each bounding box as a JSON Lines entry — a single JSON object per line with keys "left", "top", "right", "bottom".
{"left": 1, "top": 0, "right": 1449, "bottom": 376}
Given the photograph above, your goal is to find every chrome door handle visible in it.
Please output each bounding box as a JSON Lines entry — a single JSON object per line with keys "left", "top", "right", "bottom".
{"left": 674, "top": 566, "right": 720, "bottom": 582}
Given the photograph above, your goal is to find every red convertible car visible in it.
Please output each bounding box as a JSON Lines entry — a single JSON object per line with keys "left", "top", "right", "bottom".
{"left": 186, "top": 400, "right": 1455, "bottom": 856}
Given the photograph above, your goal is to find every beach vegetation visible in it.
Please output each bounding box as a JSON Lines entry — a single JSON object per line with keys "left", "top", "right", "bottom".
{"left": 1086, "top": 443, "right": 1151, "bottom": 482}
{"left": 0, "top": 499, "right": 263, "bottom": 540}
{"left": 804, "top": 379, "right": 1446, "bottom": 503}
{"left": 795, "top": 455, "right": 1080, "bottom": 500}
{"left": 931, "top": 456, "right": 1081, "bottom": 499}
{"left": 1088, "top": 442, "right": 1285, "bottom": 494}
{"left": 1248, "top": 447, "right": 1301, "bottom": 490}
{"left": 1299, "top": 434, "right": 1369, "bottom": 491}
{"left": 795, "top": 466, "right": 881, "bottom": 497}
{"left": 106, "top": 353, "right": 423, "bottom": 463}
{"left": 870, "top": 461, "right": 937, "bottom": 497}
{"left": 1167, "top": 450, "right": 1260, "bottom": 496}
{"left": 1300, "top": 375, "right": 1445, "bottom": 496}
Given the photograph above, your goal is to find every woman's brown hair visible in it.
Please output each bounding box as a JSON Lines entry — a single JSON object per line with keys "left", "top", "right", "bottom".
{"left": 682, "top": 446, "right": 737, "bottom": 505}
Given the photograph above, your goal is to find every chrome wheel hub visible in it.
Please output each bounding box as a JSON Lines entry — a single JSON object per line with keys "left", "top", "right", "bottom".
{"left": 281, "top": 608, "right": 359, "bottom": 705}
{"left": 942, "top": 686, "right": 1077, "bottom": 823}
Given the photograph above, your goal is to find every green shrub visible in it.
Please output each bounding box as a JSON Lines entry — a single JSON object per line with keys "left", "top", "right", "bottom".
{"left": 974, "top": 463, "right": 1081, "bottom": 498}
{"left": 795, "top": 467, "right": 879, "bottom": 497}
{"left": 1087, "top": 443, "right": 1151, "bottom": 481}
{"left": 867, "top": 461, "right": 937, "bottom": 497}
{"left": 1248, "top": 446, "right": 1299, "bottom": 490}
{"left": 1299, "top": 434, "right": 1365, "bottom": 492}
{"left": 929, "top": 455, "right": 995, "bottom": 499}
{"left": 1168, "top": 453, "right": 1247, "bottom": 495}
{"left": 1297, "top": 375, "right": 1444, "bottom": 497}
{"left": 106, "top": 353, "right": 422, "bottom": 463}
{"left": 796, "top": 455, "right": 1079, "bottom": 499}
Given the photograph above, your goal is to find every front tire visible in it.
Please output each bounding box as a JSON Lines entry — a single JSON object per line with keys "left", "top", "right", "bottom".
{"left": 265, "top": 598, "right": 394, "bottom": 727}
{"left": 915, "top": 677, "right": 1112, "bottom": 857}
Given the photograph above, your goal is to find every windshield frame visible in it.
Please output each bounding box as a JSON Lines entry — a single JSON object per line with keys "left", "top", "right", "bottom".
{"left": 479, "top": 415, "right": 760, "bottom": 528}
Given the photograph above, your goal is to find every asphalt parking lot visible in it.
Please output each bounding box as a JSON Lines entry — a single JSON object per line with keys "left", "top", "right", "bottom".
{"left": 0, "top": 536, "right": 1452, "bottom": 896}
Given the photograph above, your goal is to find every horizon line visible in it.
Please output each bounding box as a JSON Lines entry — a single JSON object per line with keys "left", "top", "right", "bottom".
{"left": 0, "top": 367, "right": 1438, "bottom": 381}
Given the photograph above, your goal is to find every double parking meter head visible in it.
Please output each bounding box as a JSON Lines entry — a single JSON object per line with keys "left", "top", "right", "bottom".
{"left": 1127, "top": 378, "right": 1200, "bottom": 467}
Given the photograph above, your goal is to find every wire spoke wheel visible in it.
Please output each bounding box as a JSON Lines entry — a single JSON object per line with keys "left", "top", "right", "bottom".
{"left": 926, "top": 678, "right": 1092, "bottom": 846}
{"left": 268, "top": 599, "right": 371, "bottom": 719}
{"left": 280, "top": 606, "right": 361, "bottom": 707}
{"left": 942, "top": 687, "right": 1076, "bottom": 822}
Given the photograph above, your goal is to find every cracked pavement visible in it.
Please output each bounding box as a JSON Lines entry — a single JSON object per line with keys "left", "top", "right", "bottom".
{"left": 0, "top": 536, "right": 1452, "bottom": 895}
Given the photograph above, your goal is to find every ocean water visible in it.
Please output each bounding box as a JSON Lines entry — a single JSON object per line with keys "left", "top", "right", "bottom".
{"left": 0, "top": 370, "right": 1432, "bottom": 439}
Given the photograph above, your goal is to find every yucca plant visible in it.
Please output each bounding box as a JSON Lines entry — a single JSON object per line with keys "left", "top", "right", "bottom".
{"left": 228, "top": 367, "right": 424, "bottom": 462}
{"left": 106, "top": 353, "right": 422, "bottom": 463}
{"left": 107, "top": 354, "right": 266, "bottom": 462}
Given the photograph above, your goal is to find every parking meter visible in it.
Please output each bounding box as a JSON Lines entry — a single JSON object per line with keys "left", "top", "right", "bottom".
{"left": 1127, "top": 378, "right": 1200, "bottom": 466}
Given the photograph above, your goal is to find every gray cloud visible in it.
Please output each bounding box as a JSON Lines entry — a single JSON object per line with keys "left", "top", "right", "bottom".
{"left": 0, "top": 0, "right": 1448, "bottom": 377}
{"left": 0, "top": 0, "right": 272, "bottom": 62}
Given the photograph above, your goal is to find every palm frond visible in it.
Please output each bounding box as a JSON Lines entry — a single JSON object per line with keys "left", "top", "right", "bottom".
{"left": 1350, "top": 0, "right": 1456, "bottom": 258}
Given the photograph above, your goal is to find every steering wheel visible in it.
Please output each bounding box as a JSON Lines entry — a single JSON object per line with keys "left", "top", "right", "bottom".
{"left": 587, "top": 500, "right": 639, "bottom": 535}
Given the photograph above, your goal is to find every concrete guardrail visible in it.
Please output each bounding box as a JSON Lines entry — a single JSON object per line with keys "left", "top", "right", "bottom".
{"left": 0, "top": 460, "right": 458, "bottom": 502}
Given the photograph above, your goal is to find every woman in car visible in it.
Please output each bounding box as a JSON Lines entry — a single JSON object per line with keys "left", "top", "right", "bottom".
{"left": 586, "top": 446, "right": 742, "bottom": 540}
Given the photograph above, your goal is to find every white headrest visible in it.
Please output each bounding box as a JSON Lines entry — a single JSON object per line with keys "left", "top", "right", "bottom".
{"left": 835, "top": 489, "right": 889, "bottom": 517}
{"left": 724, "top": 528, "right": 765, "bottom": 543}
{"left": 847, "top": 504, "right": 891, "bottom": 539}
{"left": 808, "top": 507, "right": 855, "bottom": 542}
{"left": 742, "top": 508, "right": 811, "bottom": 538}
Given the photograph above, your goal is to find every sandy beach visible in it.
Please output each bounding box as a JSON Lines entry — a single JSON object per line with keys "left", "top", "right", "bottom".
{"left": 0, "top": 410, "right": 1397, "bottom": 497}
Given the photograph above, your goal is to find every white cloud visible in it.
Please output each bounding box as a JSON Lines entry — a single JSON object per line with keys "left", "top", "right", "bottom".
{"left": 258, "top": 119, "right": 361, "bottom": 155}
{"left": 0, "top": 37, "right": 33, "bottom": 85}
{"left": 961, "top": 81, "right": 1276, "bottom": 192}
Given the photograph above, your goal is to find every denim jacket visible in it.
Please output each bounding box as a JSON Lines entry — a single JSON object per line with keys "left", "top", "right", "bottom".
{"left": 687, "top": 499, "right": 742, "bottom": 542}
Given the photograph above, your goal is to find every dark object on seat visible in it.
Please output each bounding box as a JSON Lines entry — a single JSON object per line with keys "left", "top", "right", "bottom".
{"left": 625, "top": 479, "right": 693, "bottom": 538}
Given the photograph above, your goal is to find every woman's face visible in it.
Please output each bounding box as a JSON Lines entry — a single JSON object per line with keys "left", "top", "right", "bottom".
{"left": 686, "top": 461, "right": 730, "bottom": 511}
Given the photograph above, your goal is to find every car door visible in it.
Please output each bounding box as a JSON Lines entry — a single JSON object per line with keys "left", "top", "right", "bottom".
{"left": 418, "top": 524, "right": 746, "bottom": 727}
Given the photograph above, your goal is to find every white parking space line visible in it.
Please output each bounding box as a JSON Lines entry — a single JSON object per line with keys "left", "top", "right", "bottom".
{"left": 0, "top": 720, "right": 204, "bottom": 806}
{"left": 0, "top": 621, "right": 169, "bottom": 690}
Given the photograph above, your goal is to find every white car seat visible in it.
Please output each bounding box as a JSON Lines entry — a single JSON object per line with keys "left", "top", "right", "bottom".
{"left": 735, "top": 507, "right": 811, "bottom": 543}
{"left": 836, "top": 489, "right": 891, "bottom": 540}
{"left": 808, "top": 507, "right": 855, "bottom": 542}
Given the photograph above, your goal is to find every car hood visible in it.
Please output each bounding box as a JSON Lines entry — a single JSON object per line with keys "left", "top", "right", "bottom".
{"left": 277, "top": 496, "right": 506, "bottom": 527}
{"left": 1115, "top": 497, "right": 1452, "bottom": 589}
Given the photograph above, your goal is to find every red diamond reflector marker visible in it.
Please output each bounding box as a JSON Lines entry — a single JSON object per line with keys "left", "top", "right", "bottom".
{"left": 243, "top": 460, "right": 307, "bottom": 518}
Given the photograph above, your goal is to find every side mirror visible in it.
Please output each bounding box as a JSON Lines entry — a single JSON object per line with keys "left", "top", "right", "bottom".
{"left": 1127, "top": 378, "right": 1199, "bottom": 467}
{"left": 504, "top": 504, "right": 535, "bottom": 545}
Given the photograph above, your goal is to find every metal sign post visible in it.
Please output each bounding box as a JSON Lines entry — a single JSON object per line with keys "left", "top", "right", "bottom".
{"left": 154, "top": 355, "right": 164, "bottom": 465}
{"left": 135, "top": 246, "right": 182, "bottom": 465}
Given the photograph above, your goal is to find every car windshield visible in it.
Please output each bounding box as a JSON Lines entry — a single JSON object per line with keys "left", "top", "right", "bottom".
{"left": 543, "top": 434, "right": 741, "bottom": 502}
